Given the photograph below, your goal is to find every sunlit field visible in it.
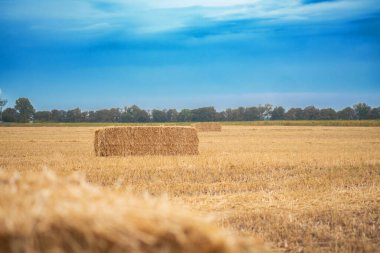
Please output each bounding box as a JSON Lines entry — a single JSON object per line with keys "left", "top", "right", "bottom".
{"left": 0, "top": 125, "right": 379, "bottom": 252}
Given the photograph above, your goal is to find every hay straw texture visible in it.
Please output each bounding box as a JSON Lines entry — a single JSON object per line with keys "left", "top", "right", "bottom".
{"left": 0, "top": 171, "right": 267, "bottom": 253}
{"left": 192, "top": 123, "right": 222, "bottom": 132}
{"left": 94, "top": 126, "right": 199, "bottom": 156}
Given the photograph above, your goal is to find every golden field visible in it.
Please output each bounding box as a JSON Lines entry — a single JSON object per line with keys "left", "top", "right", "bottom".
{"left": 0, "top": 125, "right": 379, "bottom": 252}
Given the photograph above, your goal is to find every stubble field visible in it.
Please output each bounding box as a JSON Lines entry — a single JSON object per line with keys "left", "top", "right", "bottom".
{"left": 0, "top": 125, "right": 379, "bottom": 252}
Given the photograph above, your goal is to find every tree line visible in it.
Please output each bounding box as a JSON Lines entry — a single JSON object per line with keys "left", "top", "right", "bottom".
{"left": 0, "top": 97, "right": 379, "bottom": 123}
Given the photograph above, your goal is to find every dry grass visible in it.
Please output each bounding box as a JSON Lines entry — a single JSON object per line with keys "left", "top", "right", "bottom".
{"left": 192, "top": 123, "right": 222, "bottom": 132}
{"left": 0, "top": 126, "right": 379, "bottom": 252}
{"left": 0, "top": 170, "right": 265, "bottom": 253}
{"left": 95, "top": 126, "right": 199, "bottom": 156}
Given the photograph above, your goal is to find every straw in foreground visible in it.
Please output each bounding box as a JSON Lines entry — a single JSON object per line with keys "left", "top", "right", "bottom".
{"left": 0, "top": 171, "right": 268, "bottom": 253}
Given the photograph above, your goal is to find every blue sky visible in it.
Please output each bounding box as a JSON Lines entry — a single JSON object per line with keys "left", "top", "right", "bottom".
{"left": 0, "top": 0, "right": 379, "bottom": 110}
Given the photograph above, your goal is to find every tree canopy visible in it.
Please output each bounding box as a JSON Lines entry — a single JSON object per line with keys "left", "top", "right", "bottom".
{"left": 14, "top": 97, "right": 35, "bottom": 123}
{"left": 0, "top": 97, "right": 7, "bottom": 121}
{"left": 1, "top": 98, "right": 379, "bottom": 123}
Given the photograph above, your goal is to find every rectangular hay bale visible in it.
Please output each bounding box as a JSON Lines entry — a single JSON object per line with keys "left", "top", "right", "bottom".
{"left": 191, "top": 122, "right": 222, "bottom": 132}
{"left": 94, "top": 126, "right": 199, "bottom": 156}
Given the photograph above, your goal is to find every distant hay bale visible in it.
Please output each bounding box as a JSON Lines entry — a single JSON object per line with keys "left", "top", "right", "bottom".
{"left": 0, "top": 171, "right": 268, "bottom": 253}
{"left": 94, "top": 126, "right": 199, "bottom": 156}
{"left": 192, "top": 122, "right": 222, "bottom": 132}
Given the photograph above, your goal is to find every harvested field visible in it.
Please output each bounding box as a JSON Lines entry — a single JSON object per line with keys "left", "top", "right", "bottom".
{"left": 94, "top": 126, "right": 199, "bottom": 156}
{"left": 192, "top": 122, "right": 222, "bottom": 132}
{"left": 0, "top": 171, "right": 265, "bottom": 253}
{"left": 0, "top": 125, "right": 379, "bottom": 253}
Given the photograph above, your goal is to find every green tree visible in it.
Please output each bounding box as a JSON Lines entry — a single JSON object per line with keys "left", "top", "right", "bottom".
{"left": 120, "top": 107, "right": 133, "bottom": 122}
{"left": 152, "top": 109, "right": 167, "bottom": 122}
{"left": 93, "top": 108, "right": 121, "bottom": 122}
{"left": 15, "top": 97, "right": 35, "bottom": 122}
{"left": 215, "top": 111, "right": 226, "bottom": 121}
{"left": 353, "top": 103, "right": 371, "bottom": 120}
{"left": 177, "top": 109, "right": 193, "bottom": 122}
{"left": 66, "top": 108, "right": 82, "bottom": 122}
{"left": 285, "top": 108, "right": 304, "bottom": 120}
{"left": 224, "top": 108, "right": 234, "bottom": 121}
{"left": 2, "top": 108, "right": 18, "bottom": 122}
{"left": 166, "top": 109, "right": 178, "bottom": 122}
{"left": 87, "top": 111, "right": 96, "bottom": 122}
{"left": 0, "top": 98, "right": 7, "bottom": 122}
{"left": 191, "top": 107, "right": 217, "bottom": 122}
{"left": 121, "top": 105, "right": 149, "bottom": 122}
{"left": 233, "top": 107, "right": 245, "bottom": 121}
{"left": 94, "top": 109, "right": 110, "bottom": 122}
{"left": 110, "top": 108, "right": 121, "bottom": 122}
{"left": 51, "top": 109, "right": 67, "bottom": 122}
{"left": 271, "top": 106, "right": 285, "bottom": 120}
{"left": 81, "top": 111, "right": 89, "bottom": 122}
{"left": 224, "top": 107, "right": 244, "bottom": 121}
{"left": 369, "top": 107, "right": 380, "bottom": 119}
{"left": 244, "top": 107, "right": 260, "bottom": 121}
{"left": 337, "top": 107, "right": 355, "bottom": 120}
{"left": 319, "top": 108, "right": 337, "bottom": 120}
{"left": 303, "top": 106, "right": 320, "bottom": 120}
{"left": 257, "top": 104, "right": 273, "bottom": 120}
{"left": 34, "top": 111, "right": 52, "bottom": 122}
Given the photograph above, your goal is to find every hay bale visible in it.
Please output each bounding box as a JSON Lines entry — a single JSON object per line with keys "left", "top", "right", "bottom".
{"left": 0, "top": 171, "right": 268, "bottom": 253}
{"left": 94, "top": 126, "right": 199, "bottom": 156}
{"left": 192, "top": 122, "right": 222, "bottom": 132}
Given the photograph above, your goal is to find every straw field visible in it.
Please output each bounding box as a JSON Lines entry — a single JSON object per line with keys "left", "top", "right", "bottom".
{"left": 0, "top": 125, "right": 379, "bottom": 253}
{"left": 95, "top": 126, "right": 199, "bottom": 156}
{"left": 0, "top": 171, "right": 264, "bottom": 253}
{"left": 192, "top": 122, "right": 222, "bottom": 132}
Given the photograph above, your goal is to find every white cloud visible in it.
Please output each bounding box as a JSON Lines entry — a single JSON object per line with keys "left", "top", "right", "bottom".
{"left": 147, "top": 0, "right": 266, "bottom": 8}
{"left": 197, "top": 0, "right": 380, "bottom": 23}
{"left": 0, "top": 0, "right": 379, "bottom": 34}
